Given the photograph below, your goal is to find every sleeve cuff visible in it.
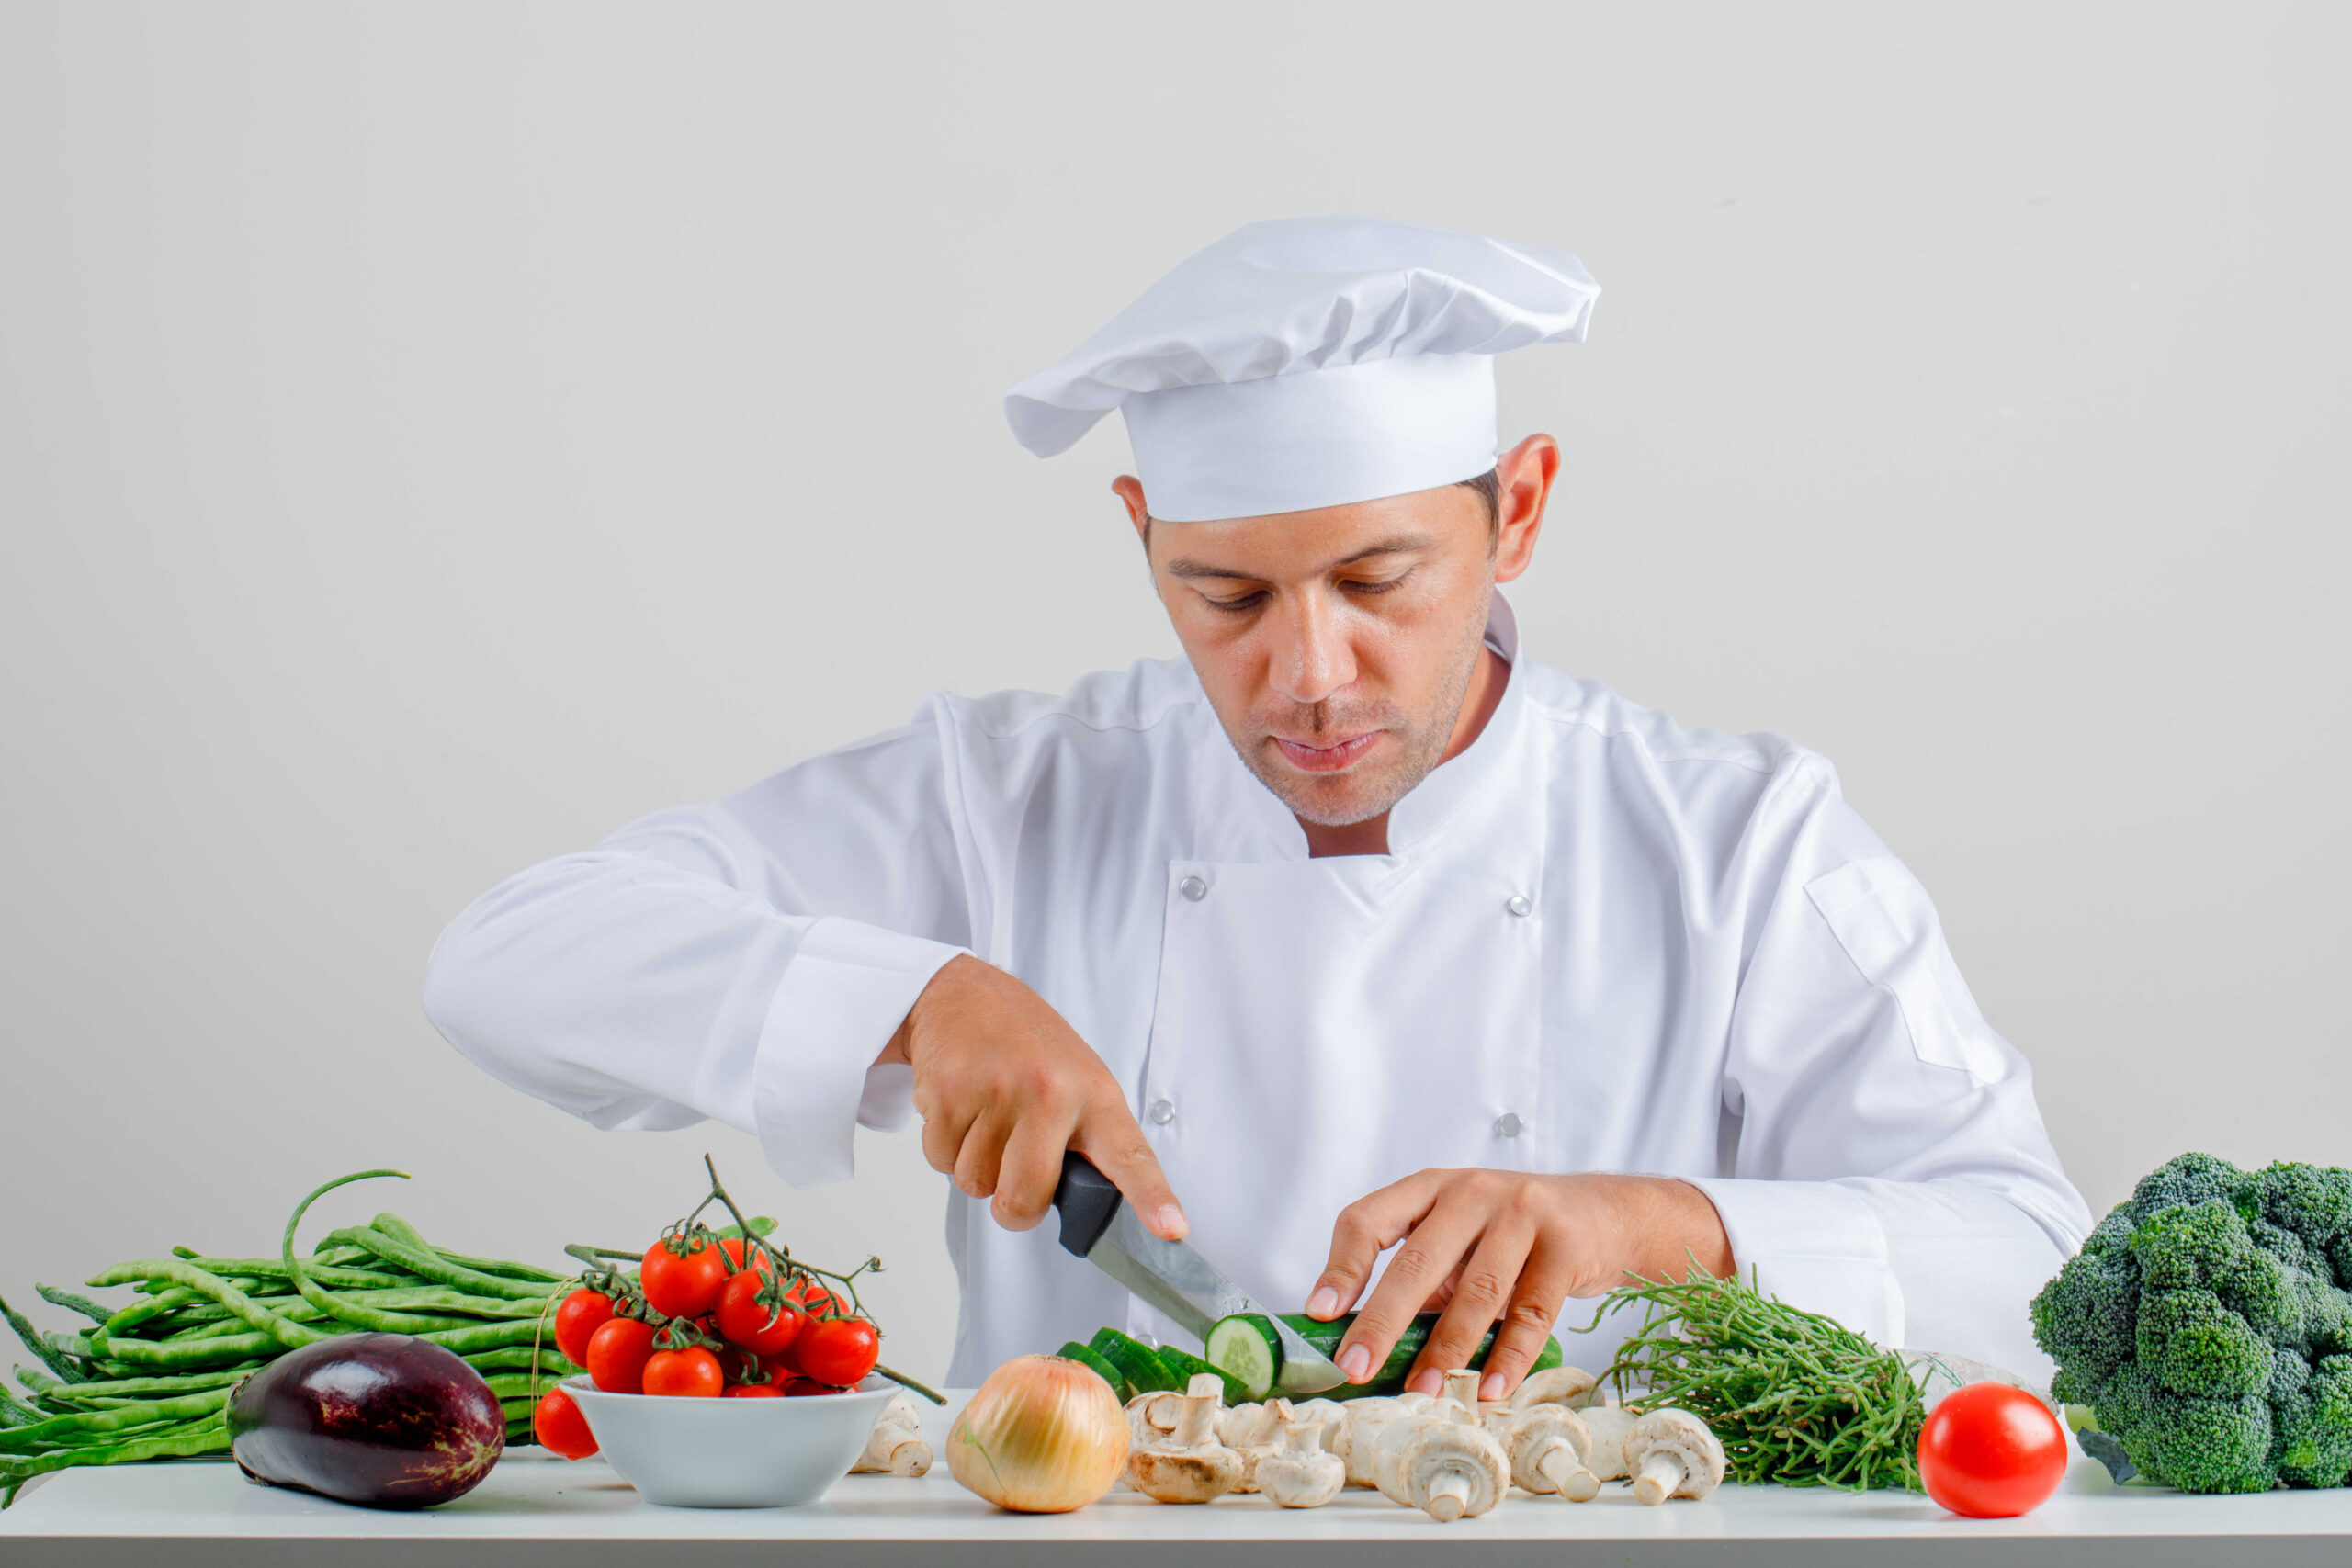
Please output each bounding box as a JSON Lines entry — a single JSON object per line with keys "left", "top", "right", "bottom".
{"left": 1685, "top": 1177, "right": 1906, "bottom": 1348}
{"left": 752, "top": 918, "right": 964, "bottom": 1188}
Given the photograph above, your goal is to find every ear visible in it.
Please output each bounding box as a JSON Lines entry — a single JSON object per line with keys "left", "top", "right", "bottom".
{"left": 1112, "top": 476, "right": 1151, "bottom": 550}
{"left": 1490, "top": 434, "right": 1557, "bottom": 585}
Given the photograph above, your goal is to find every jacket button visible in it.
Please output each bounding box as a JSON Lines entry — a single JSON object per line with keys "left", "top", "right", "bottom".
{"left": 1148, "top": 1100, "right": 1176, "bottom": 1125}
{"left": 1179, "top": 875, "right": 1209, "bottom": 902}
{"left": 1495, "top": 1112, "right": 1523, "bottom": 1138}
{"left": 1504, "top": 895, "right": 1532, "bottom": 918}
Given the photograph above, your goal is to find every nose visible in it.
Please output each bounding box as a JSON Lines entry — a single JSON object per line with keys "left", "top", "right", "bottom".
{"left": 1270, "top": 593, "right": 1357, "bottom": 706}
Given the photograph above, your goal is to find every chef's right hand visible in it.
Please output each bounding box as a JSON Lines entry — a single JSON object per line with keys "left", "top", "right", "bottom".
{"left": 878, "top": 953, "right": 1189, "bottom": 1242}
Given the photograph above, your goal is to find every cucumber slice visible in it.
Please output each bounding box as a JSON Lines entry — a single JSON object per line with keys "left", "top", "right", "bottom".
{"left": 1056, "top": 1341, "right": 1125, "bottom": 1393}
{"left": 1153, "top": 1344, "right": 1250, "bottom": 1404}
{"left": 1204, "top": 1315, "right": 1279, "bottom": 1401}
{"left": 1205, "top": 1312, "right": 1564, "bottom": 1401}
{"left": 1088, "top": 1328, "right": 1179, "bottom": 1397}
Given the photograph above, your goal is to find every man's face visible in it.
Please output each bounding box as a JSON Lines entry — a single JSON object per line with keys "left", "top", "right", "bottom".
{"left": 1135, "top": 483, "right": 1501, "bottom": 828}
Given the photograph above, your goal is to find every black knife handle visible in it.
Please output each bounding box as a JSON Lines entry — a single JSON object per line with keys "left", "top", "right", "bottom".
{"left": 1053, "top": 1152, "right": 1122, "bottom": 1258}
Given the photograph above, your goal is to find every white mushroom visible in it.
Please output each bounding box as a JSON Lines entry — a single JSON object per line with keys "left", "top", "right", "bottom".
{"left": 1254, "top": 1420, "right": 1345, "bottom": 1508}
{"left": 1218, "top": 1397, "right": 1293, "bottom": 1493}
{"left": 1128, "top": 1392, "right": 1242, "bottom": 1505}
{"left": 1339, "top": 1397, "right": 1407, "bottom": 1488}
{"left": 1623, "top": 1409, "right": 1726, "bottom": 1505}
{"left": 850, "top": 1392, "right": 933, "bottom": 1476}
{"left": 1371, "top": 1376, "right": 1489, "bottom": 1506}
{"left": 1184, "top": 1372, "right": 1227, "bottom": 1400}
{"left": 1289, "top": 1398, "right": 1351, "bottom": 1463}
{"left": 1485, "top": 1404, "right": 1600, "bottom": 1500}
{"left": 1441, "top": 1369, "right": 1485, "bottom": 1416}
{"left": 1397, "top": 1418, "right": 1511, "bottom": 1521}
{"left": 1509, "top": 1365, "right": 1600, "bottom": 1411}
{"left": 1576, "top": 1404, "right": 1639, "bottom": 1481}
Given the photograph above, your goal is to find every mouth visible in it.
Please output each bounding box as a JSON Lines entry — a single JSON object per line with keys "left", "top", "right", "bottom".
{"left": 1270, "top": 731, "right": 1383, "bottom": 773}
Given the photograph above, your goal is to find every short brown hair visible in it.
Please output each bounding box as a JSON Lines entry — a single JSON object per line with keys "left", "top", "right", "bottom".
{"left": 1455, "top": 468, "right": 1501, "bottom": 538}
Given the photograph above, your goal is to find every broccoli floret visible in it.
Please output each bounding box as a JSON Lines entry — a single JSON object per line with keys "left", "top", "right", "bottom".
{"left": 2274, "top": 1355, "right": 2352, "bottom": 1489}
{"left": 2246, "top": 1163, "right": 2352, "bottom": 1268}
{"left": 2036, "top": 1152, "right": 2352, "bottom": 1495}
{"left": 2128, "top": 1152, "right": 2245, "bottom": 1221}
{"left": 2135, "top": 1288, "right": 2272, "bottom": 1396}
{"left": 2033, "top": 1235, "right": 2139, "bottom": 1404}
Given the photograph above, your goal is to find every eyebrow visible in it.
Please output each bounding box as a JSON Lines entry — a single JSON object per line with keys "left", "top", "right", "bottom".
{"left": 1160, "top": 533, "right": 1439, "bottom": 581}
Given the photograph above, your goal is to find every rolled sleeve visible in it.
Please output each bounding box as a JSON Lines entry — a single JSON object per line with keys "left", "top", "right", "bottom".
{"left": 1687, "top": 1177, "right": 1905, "bottom": 1348}
{"left": 753, "top": 918, "right": 964, "bottom": 1187}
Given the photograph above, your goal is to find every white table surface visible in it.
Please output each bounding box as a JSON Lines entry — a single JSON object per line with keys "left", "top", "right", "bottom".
{"left": 6, "top": 1393, "right": 2350, "bottom": 1567}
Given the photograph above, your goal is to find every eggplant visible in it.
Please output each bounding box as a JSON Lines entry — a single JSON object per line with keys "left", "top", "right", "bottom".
{"left": 227, "top": 1332, "right": 505, "bottom": 1508}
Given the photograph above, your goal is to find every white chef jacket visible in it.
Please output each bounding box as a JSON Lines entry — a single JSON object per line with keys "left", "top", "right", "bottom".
{"left": 425, "top": 595, "right": 2089, "bottom": 1386}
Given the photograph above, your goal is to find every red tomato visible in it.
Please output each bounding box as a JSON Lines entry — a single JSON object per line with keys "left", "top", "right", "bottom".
{"left": 760, "top": 1345, "right": 802, "bottom": 1380}
{"left": 724, "top": 1382, "right": 786, "bottom": 1398}
{"left": 716, "top": 1271, "right": 806, "bottom": 1356}
{"left": 717, "top": 1238, "right": 774, "bottom": 1276}
{"left": 531, "top": 1387, "right": 598, "bottom": 1459}
{"left": 784, "top": 1376, "right": 842, "bottom": 1396}
{"left": 642, "top": 1346, "right": 725, "bottom": 1399}
{"left": 640, "top": 1238, "right": 729, "bottom": 1319}
{"left": 585, "top": 1317, "right": 659, "bottom": 1394}
{"left": 554, "top": 1288, "right": 616, "bottom": 1368}
{"left": 786, "top": 1277, "right": 841, "bottom": 1316}
{"left": 797, "top": 1316, "right": 880, "bottom": 1388}
{"left": 1917, "top": 1383, "right": 2069, "bottom": 1518}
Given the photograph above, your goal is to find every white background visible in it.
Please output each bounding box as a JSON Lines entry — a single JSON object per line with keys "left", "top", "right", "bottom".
{"left": 3, "top": 3, "right": 2345, "bottom": 1383}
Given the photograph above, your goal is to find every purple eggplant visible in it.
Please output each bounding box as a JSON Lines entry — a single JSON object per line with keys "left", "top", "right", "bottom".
{"left": 227, "top": 1333, "right": 504, "bottom": 1508}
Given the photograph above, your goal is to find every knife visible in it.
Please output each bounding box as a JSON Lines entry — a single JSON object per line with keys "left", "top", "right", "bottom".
{"left": 1052, "top": 1151, "right": 1347, "bottom": 1395}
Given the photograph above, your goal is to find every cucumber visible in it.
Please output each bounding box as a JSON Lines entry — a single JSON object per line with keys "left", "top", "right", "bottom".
{"left": 1152, "top": 1344, "right": 1250, "bottom": 1404}
{"left": 1205, "top": 1312, "right": 1562, "bottom": 1402}
{"left": 1087, "top": 1328, "right": 1179, "bottom": 1398}
{"left": 1056, "top": 1341, "right": 1125, "bottom": 1393}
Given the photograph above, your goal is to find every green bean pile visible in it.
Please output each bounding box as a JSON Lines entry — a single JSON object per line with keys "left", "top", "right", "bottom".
{"left": 1, "top": 1172, "right": 577, "bottom": 1506}
{"left": 1583, "top": 1265, "right": 1927, "bottom": 1493}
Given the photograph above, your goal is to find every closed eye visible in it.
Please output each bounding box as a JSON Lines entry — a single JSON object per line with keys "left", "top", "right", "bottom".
{"left": 1204, "top": 591, "right": 1267, "bottom": 614}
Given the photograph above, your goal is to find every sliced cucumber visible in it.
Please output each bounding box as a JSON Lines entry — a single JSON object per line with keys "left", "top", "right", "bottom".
{"left": 1055, "top": 1341, "right": 1125, "bottom": 1393}
{"left": 1154, "top": 1344, "right": 1250, "bottom": 1404}
{"left": 1204, "top": 1316, "right": 1280, "bottom": 1401}
{"left": 1204, "top": 1312, "right": 1563, "bottom": 1401}
{"left": 1087, "top": 1328, "right": 1179, "bottom": 1397}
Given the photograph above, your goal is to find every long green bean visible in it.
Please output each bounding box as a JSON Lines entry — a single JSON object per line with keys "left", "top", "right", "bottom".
{"left": 320, "top": 1225, "right": 552, "bottom": 1302}
{"left": 0, "top": 1295, "right": 86, "bottom": 1384}
{"left": 0, "top": 1390, "right": 231, "bottom": 1453}
{"left": 0, "top": 1416, "right": 228, "bottom": 1482}
{"left": 171, "top": 1253, "right": 410, "bottom": 1291}
{"left": 34, "top": 1287, "right": 112, "bottom": 1325}
{"left": 83, "top": 1261, "right": 322, "bottom": 1351}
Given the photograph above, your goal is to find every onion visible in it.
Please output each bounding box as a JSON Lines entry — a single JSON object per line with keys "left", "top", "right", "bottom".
{"left": 947, "top": 1354, "right": 1130, "bottom": 1513}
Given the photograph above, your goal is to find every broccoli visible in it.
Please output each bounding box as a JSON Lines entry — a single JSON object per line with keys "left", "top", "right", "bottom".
{"left": 2031, "top": 1152, "right": 2352, "bottom": 1493}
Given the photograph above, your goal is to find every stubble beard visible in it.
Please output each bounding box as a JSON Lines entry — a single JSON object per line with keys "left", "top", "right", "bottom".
{"left": 1222, "top": 596, "right": 1493, "bottom": 829}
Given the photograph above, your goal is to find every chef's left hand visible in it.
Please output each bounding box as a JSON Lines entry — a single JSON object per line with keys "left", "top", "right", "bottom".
{"left": 1306, "top": 1169, "right": 1734, "bottom": 1399}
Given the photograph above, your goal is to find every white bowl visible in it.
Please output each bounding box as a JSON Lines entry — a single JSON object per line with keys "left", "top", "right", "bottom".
{"left": 564, "top": 1374, "right": 902, "bottom": 1508}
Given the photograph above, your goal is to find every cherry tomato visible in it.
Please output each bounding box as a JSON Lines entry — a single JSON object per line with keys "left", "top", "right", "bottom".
{"left": 760, "top": 1345, "right": 802, "bottom": 1380}
{"left": 797, "top": 1316, "right": 881, "bottom": 1388}
{"left": 585, "top": 1316, "right": 659, "bottom": 1393}
{"left": 640, "top": 1238, "right": 729, "bottom": 1319}
{"left": 1917, "top": 1382, "right": 2069, "bottom": 1518}
{"left": 784, "top": 1376, "right": 842, "bottom": 1395}
{"left": 724, "top": 1382, "right": 786, "bottom": 1398}
{"left": 642, "top": 1345, "right": 725, "bottom": 1398}
{"left": 717, "top": 1271, "right": 806, "bottom": 1356}
{"left": 786, "top": 1277, "right": 841, "bottom": 1317}
{"left": 531, "top": 1386, "right": 598, "bottom": 1459}
{"left": 717, "top": 1238, "right": 774, "bottom": 1276}
{"left": 554, "top": 1288, "right": 616, "bottom": 1367}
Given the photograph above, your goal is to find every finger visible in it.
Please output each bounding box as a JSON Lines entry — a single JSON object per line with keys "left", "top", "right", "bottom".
{"left": 1334, "top": 1183, "right": 1484, "bottom": 1389}
{"left": 991, "top": 1113, "right": 1077, "bottom": 1231}
{"left": 950, "top": 1108, "right": 1014, "bottom": 1201}
{"left": 1071, "top": 1099, "right": 1187, "bottom": 1241}
{"left": 1307, "top": 1170, "right": 1446, "bottom": 1323}
{"left": 1475, "top": 1233, "right": 1577, "bottom": 1401}
{"left": 918, "top": 1093, "right": 978, "bottom": 1179}
{"left": 1408, "top": 1210, "right": 1537, "bottom": 1395}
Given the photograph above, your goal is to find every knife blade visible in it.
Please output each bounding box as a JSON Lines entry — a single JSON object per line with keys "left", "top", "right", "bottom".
{"left": 1052, "top": 1152, "right": 1346, "bottom": 1395}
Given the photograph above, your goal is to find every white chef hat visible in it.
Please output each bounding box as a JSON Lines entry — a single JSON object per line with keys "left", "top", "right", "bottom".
{"left": 1004, "top": 216, "right": 1599, "bottom": 522}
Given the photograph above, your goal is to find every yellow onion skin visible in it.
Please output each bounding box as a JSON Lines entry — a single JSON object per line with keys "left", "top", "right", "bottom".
{"left": 947, "top": 1354, "right": 1130, "bottom": 1513}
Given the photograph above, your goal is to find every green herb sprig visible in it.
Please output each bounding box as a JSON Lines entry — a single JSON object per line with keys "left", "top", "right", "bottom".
{"left": 1579, "top": 1262, "right": 1926, "bottom": 1492}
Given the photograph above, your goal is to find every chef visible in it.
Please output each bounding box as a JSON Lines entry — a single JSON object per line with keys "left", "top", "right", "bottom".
{"left": 425, "top": 217, "right": 2091, "bottom": 1394}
